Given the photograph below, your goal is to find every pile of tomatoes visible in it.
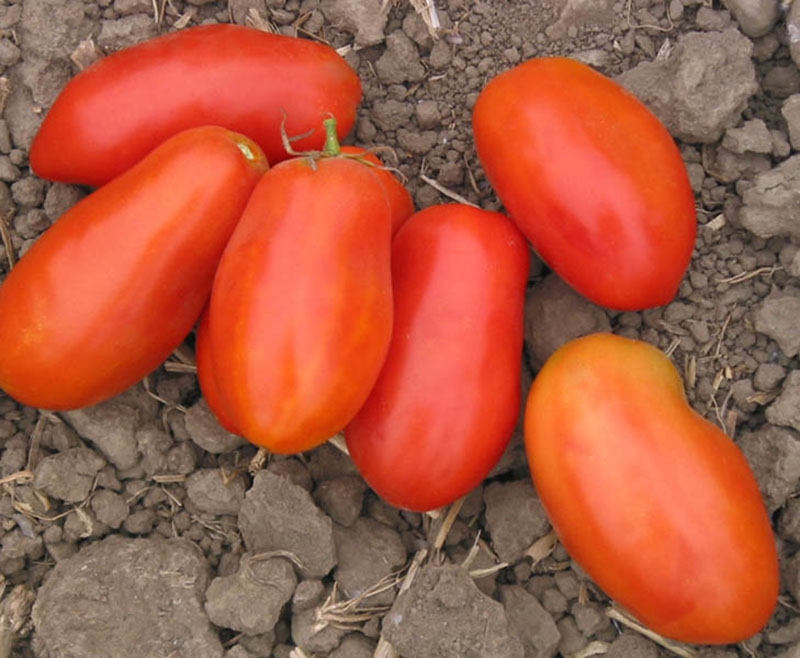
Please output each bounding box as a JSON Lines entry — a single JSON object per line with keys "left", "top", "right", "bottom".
{"left": 0, "top": 24, "right": 779, "bottom": 646}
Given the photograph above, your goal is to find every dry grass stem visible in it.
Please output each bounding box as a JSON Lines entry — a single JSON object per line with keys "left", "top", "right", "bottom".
{"left": 246, "top": 8, "right": 279, "bottom": 33}
{"left": 314, "top": 574, "right": 401, "bottom": 632}
{"left": 664, "top": 337, "right": 681, "bottom": 358}
{"left": 571, "top": 640, "right": 610, "bottom": 658}
{"left": 248, "top": 447, "right": 268, "bottom": 474}
{"left": 684, "top": 354, "right": 697, "bottom": 391}
{"left": 327, "top": 433, "right": 350, "bottom": 456}
{"left": 373, "top": 636, "right": 401, "bottom": 658}
{"left": 408, "top": 0, "right": 441, "bottom": 36}
{"left": 432, "top": 496, "right": 464, "bottom": 552}
{"left": 607, "top": 607, "right": 697, "bottom": 658}
{"left": 626, "top": 0, "right": 675, "bottom": 32}
{"left": 163, "top": 361, "right": 197, "bottom": 374}
{"left": 0, "top": 471, "right": 33, "bottom": 487}
{"left": 245, "top": 550, "right": 307, "bottom": 576}
{"left": 142, "top": 375, "right": 188, "bottom": 413}
{"left": 0, "top": 214, "right": 15, "bottom": 271}
{"left": 525, "top": 531, "right": 558, "bottom": 566}
{"left": 420, "top": 160, "right": 478, "bottom": 207}
{"left": 174, "top": 10, "right": 194, "bottom": 29}
{"left": 150, "top": 474, "right": 186, "bottom": 484}
{"left": 0, "top": 585, "right": 34, "bottom": 658}
{"left": 469, "top": 563, "right": 509, "bottom": 579}
{"left": 70, "top": 38, "right": 104, "bottom": 70}
{"left": 715, "top": 265, "right": 782, "bottom": 285}
{"left": 289, "top": 648, "right": 312, "bottom": 658}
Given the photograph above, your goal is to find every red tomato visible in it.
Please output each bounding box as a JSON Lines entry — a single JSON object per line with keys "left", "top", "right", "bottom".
{"left": 205, "top": 130, "right": 393, "bottom": 454}
{"left": 345, "top": 204, "right": 530, "bottom": 512}
{"left": 0, "top": 126, "right": 267, "bottom": 410}
{"left": 30, "top": 24, "right": 361, "bottom": 187}
{"left": 340, "top": 146, "right": 414, "bottom": 235}
{"left": 195, "top": 308, "right": 242, "bottom": 436}
{"left": 525, "top": 333, "right": 778, "bottom": 644}
{"left": 472, "top": 57, "right": 696, "bottom": 311}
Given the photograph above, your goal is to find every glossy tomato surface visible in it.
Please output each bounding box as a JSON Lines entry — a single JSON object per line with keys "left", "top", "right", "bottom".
{"left": 472, "top": 57, "right": 696, "bottom": 311}
{"left": 346, "top": 204, "right": 530, "bottom": 512}
{"left": 525, "top": 333, "right": 778, "bottom": 644}
{"left": 30, "top": 24, "right": 361, "bottom": 186}
{"left": 195, "top": 308, "right": 242, "bottom": 436}
{"left": 0, "top": 126, "right": 267, "bottom": 410}
{"left": 206, "top": 152, "right": 393, "bottom": 454}
{"left": 340, "top": 146, "right": 414, "bottom": 235}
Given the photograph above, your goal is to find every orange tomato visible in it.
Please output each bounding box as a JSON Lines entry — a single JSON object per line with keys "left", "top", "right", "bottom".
{"left": 525, "top": 333, "right": 778, "bottom": 644}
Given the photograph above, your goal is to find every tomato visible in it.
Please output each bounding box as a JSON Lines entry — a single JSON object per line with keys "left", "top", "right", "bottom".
{"left": 472, "top": 57, "right": 696, "bottom": 311}
{"left": 195, "top": 308, "right": 242, "bottom": 436}
{"left": 30, "top": 24, "right": 361, "bottom": 187}
{"left": 524, "top": 333, "right": 778, "bottom": 644}
{"left": 0, "top": 126, "right": 267, "bottom": 410}
{"left": 204, "top": 123, "right": 393, "bottom": 454}
{"left": 340, "top": 146, "right": 414, "bottom": 235}
{"left": 345, "top": 204, "right": 530, "bottom": 512}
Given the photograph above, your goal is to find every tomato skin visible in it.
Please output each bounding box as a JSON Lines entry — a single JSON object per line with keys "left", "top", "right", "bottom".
{"left": 345, "top": 204, "right": 530, "bottom": 512}
{"left": 524, "top": 333, "right": 778, "bottom": 644}
{"left": 30, "top": 24, "right": 361, "bottom": 187}
{"left": 195, "top": 309, "right": 242, "bottom": 436}
{"left": 0, "top": 126, "right": 267, "bottom": 410}
{"left": 340, "top": 146, "right": 414, "bottom": 235}
{"left": 206, "top": 154, "right": 393, "bottom": 455}
{"left": 472, "top": 57, "right": 696, "bottom": 311}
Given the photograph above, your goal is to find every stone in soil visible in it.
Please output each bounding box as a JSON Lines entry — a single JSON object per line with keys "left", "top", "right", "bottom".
{"left": 740, "top": 155, "right": 800, "bottom": 241}
{"left": 605, "top": 632, "right": 660, "bottom": 658}
{"left": 205, "top": 554, "right": 297, "bottom": 635}
{"left": 753, "top": 287, "right": 800, "bottom": 357}
{"left": 766, "top": 370, "right": 800, "bottom": 433}
{"left": 525, "top": 273, "right": 611, "bottom": 368}
{"left": 616, "top": 28, "right": 757, "bottom": 143}
{"left": 184, "top": 399, "right": 247, "bottom": 454}
{"left": 186, "top": 468, "right": 246, "bottom": 516}
{"left": 238, "top": 470, "right": 336, "bottom": 578}
{"left": 31, "top": 535, "right": 222, "bottom": 658}
{"left": 499, "top": 585, "right": 560, "bottom": 658}
{"left": 739, "top": 425, "right": 800, "bottom": 513}
{"left": 33, "top": 447, "right": 106, "bottom": 503}
{"left": 382, "top": 563, "right": 524, "bottom": 658}
{"left": 319, "top": 0, "right": 389, "bottom": 47}
{"left": 332, "top": 517, "right": 406, "bottom": 606}
{"left": 484, "top": 479, "right": 550, "bottom": 564}
{"left": 721, "top": 0, "right": 780, "bottom": 37}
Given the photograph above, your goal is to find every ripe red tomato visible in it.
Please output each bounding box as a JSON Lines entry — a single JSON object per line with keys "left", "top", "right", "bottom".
{"left": 0, "top": 126, "right": 267, "bottom": 410}
{"left": 30, "top": 24, "right": 361, "bottom": 187}
{"left": 346, "top": 204, "right": 530, "bottom": 512}
{"left": 204, "top": 135, "right": 393, "bottom": 454}
{"left": 340, "top": 146, "right": 414, "bottom": 235}
{"left": 472, "top": 57, "right": 696, "bottom": 311}
{"left": 525, "top": 333, "right": 778, "bottom": 644}
{"left": 195, "top": 308, "right": 242, "bottom": 437}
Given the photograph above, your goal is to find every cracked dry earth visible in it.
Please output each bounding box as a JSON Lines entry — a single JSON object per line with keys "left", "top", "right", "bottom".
{"left": 0, "top": 0, "right": 799, "bottom": 657}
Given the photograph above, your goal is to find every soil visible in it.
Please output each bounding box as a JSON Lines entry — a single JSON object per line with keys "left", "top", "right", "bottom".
{"left": 0, "top": 0, "right": 799, "bottom": 657}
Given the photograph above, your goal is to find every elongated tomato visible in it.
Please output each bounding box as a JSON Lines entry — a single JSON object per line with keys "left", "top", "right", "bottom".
{"left": 346, "top": 204, "right": 530, "bottom": 512}
{"left": 473, "top": 57, "right": 696, "bottom": 310}
{"left": 0, "top": 126, "right": 267, "bottom": 410}
{"left": 30, "top": 24, "right": 361, "bottom": 186}
{"left": 195, "top": 308, "right": 242, "bottom": 436}
{"left": 206, "top": 140, "right": 393, "bottom": 454}
{"left": 525, "top": 333, "right": 778, "bottom": 644}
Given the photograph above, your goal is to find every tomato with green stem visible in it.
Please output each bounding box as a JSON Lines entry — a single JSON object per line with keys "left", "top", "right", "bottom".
{"left": 345, "top": 203, "right": 530, "bottom": 512}
{"left": 525, "top": 333, "right": 779, "bottom": 644}
{"left": 202, "top": 119, "right": 393, "bottom": 454}
{"left": 0, "top": 126, "right": 268, "bottom": 410}
{"left": 30, "top": 24, "right": 361, "bottom": 187}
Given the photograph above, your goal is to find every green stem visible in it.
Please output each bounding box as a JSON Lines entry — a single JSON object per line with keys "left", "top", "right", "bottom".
{"left": 321, "top": 116, "right": 341, "bottom": 157}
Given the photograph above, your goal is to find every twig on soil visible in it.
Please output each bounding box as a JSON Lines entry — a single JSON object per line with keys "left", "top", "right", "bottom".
{"left": 408, "top": 0, "right": 441, "bottom": 37}
{"left": 607, "top": 607, "right": 697, "bottom": 658}
{"left": 314, "top": 574, "right": 401, "bottom": 632}
{"left": 0, "top": 214, "right": 15, "bottom": 270}
{"left": 625, "top": 0, "right": 675, "bottom": 32}
{"left": 142, "top": 375, "right": 188, "bottom": 414}
{"left": 420, "top": 159, "right": 478, "bottom": 207}
{"left": 431, "top": 496, "right": 464, "bottom": 552}
{"left": 0, "top": 584, "right": 34, "bottom": 658}
{"left": 373, "top": 636, "right": 401, "bottom": 658}
{"left": 245, "top": 549, "right": 307, "bottom": 577}
{"left": 715, "top": 265, "right": 782, "bottom": 285}
{"left": 248, "top": 447, "right": 269, "bottom": 474}
{"left": 571, "top": 640, "right": 611, "bottom": 658}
